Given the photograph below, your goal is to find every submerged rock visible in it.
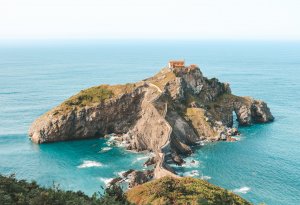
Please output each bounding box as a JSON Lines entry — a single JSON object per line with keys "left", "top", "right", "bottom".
{"left": 29, "top": 63, "right": 274, "bottom": 178}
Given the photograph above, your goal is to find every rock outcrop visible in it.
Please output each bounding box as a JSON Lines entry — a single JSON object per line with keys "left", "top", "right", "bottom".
{"left": 127, "top": 170, "right": 154, "bottom": 188}
{"left": 109, "top": 169, "right": 154, "bottom": 188}
{"left": 29, "top": 64, "right": 274, "bottom": 179}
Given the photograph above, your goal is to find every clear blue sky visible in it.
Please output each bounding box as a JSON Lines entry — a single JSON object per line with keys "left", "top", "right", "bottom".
{"left": 0, "top": 0, "right": 299, "bottom": 40}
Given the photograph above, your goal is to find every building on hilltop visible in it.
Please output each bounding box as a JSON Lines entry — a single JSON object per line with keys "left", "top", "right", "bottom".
{"left": 168, "top": 60, "right": 199, "bottom": 71}
{"left": 168, "top": 60, "right": 185, "bottom": 69}
{"left": 190, "top": 64, "right": 198, "bottom": 68}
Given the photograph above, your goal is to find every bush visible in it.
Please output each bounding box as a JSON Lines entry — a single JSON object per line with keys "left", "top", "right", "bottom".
{"left": 126, "top": 177, "right": 252, "bottom": 205}
{"left": 0, "top": 174, "right": 131, "bottom": 205}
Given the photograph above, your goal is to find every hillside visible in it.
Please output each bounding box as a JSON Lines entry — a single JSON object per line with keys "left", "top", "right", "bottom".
{"left": 127, "top": 176, "right": 251, "bottom": 205}
{"left": 0, "top": 175, "right": 251, "bottom": 205}
{"left": 0, "top": 174, "right": 130, "bottom": 205}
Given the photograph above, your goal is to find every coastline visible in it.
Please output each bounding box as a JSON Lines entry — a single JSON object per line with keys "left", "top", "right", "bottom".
{"left": 1, "top": 41, "right": 299, "bottom": 204}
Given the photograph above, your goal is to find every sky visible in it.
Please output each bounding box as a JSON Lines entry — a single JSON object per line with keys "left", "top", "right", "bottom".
{"left": 0, "top": 0, "right": 299, "bottom": 40}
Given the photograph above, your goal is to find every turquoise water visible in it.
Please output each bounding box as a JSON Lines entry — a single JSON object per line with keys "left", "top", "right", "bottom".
{"left": 0, "top": 40, "right": 300, "bottom": 204}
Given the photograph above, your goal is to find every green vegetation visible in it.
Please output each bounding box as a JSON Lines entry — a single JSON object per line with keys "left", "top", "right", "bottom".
{"left": 147, "top": 68, "right": 177, "bottom": 90}
{"left": 0, "top": 174, "right": 131, "bottom": 205}
{"left": 185, "top": 108, "right": 217, "bottom": 138}
{"left": 64, "top": 85, "right": 114, "bottom": 107}
{"left": 50, "top": 83, "right": 141, "bottom": 115}
{"left": 126, "top": 177, "right": 251, "bottom": 205}
{"left": 0, "top": 175, "right": 252, "bottom": 205}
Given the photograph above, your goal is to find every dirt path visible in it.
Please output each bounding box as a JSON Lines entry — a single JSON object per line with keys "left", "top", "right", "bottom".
{"left": 147, "top": 83, "right": 179, "bottom": 179}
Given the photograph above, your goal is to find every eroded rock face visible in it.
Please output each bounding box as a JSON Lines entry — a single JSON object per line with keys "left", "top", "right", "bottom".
{"left": 29, "top": 86, "right": 146, "bottom": 143}
{"left": 127, "top": 170, "right": 154, "bottom": 188}
{"left": 232, "top": 97, "right": 274, "bottom": 126}
{"left": 29, "top": 65, "right": 274, "bottom": 178}
{"left": 178, "top": 67, "right": 231, "bottom": 103}
{"left": 125, "top": 86, "right": 170, "bottom": 152}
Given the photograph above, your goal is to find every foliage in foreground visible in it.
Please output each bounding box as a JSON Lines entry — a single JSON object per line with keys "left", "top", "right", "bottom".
{"left": 0, "top": 174, "right": 252, "bottom": 205}
{"left": 0, "top": 174, "right": 130, "bottom": 205}
{"left": 126, "top": 176, "right": 252, "bottom": 205}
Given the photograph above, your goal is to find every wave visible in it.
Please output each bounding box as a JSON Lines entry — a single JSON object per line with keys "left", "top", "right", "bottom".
{"left": 116, "top": 170, "right": 126, "bottom": 177}
{"left": 77, "top": 160, "right": 102, "bottom": 168}
{"left": 99, "top": 147, "right": 112, "bottom": 153}
{"left": 232, "top": 186, "right": 251, "bottom": 194}
{"left": 195, "top": 140, "right": 206, "bottom": 146}
{"left": 136, "top": 156, "right": 149, "bottom": 161}
{"left": 98, "top": 177, "right": 114, "bottom": 185}
{"left": 182, "top": 158, "right": 200, "bottom": 168}
{"left": 105, "top": 136, "right": 130, "bottom": 148}
{"left": 132, "top": 155, "right": 150, "bottom": 164}
{"left": 231, "top": 136, "right": 241, "bottom": 141}
{"left": 117, "top": 141, "right": 130, "bottom": 148}
{"left": 0, "top": 91, "right": 20, "bottom": 95}
{"left": 201, "top": 175, "right": 211, "bottom": 180}
{"left": 182, "top": 170, "right": 199, "bottom": 177}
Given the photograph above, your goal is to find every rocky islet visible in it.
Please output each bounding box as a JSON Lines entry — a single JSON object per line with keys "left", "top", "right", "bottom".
{"left": 29, "top": 63, "right": 274, "bottom": 182}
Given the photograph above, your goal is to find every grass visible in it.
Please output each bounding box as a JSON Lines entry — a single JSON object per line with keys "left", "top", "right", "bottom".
{"left": 64, "top": 85, "right": 114, "bottom": 107}
{"left": 126, "top": 177, "right": 251, "bottom": 205}
{"left": 185, "top": 108, "right": 217, "bottom": 138}
{"left": 185, "top": 93, "right": 204, "bottom": 107}
{"left": 51, "top": 83, "right": 141, "bottom": 114}
{"left": 146, "top": 68, "right": 177, "bottom": 91}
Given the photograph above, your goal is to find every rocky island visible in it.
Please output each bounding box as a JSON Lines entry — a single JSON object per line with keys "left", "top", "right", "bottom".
{"left": 29, "top": 61, "right": 273, "bottom": 186}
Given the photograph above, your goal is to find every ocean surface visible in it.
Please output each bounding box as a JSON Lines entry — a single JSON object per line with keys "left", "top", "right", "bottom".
{"left": 0, "top": 40, "right": 299, "bottom": 205}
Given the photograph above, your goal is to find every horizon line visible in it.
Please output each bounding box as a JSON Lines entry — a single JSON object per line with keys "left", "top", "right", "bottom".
{"left": 1, "top": 38, "right": 300, "bottom": 42}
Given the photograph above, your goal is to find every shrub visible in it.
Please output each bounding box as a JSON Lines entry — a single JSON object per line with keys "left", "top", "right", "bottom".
{"left": 0, "top": 174, "right": 131, "bottom": 205}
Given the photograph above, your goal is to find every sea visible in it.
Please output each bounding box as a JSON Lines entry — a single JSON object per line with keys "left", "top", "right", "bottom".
{"left": 0, "top": 40, "right": 299, "bottom": 205}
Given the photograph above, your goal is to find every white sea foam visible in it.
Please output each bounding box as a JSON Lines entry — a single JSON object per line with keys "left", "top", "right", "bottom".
{"left": 196, "top": 140, "right": 206, "bottom": 146}
{"left": 116, "top": 170, "right": 126, "bottom": 177}
{"left": 105, "top": 135, "right": 118, "bottom": 146}
{"left": 182, "top": 159, "right": 200, "bottom": 168}
{"left": 98, "top": 177, "right": 114, "bottom": 185}
{"left": 77, "top": 160, "right": 102, "bottom": 168}
{"left": 125, "top": 149, "right": 139, "bottom": 154}
{"left": 231, "top": 136, "right": 241, "bottom": 141}
{"left": 182, "top": 170, "right": 199, "bottom": 177}
{"left": 137, "top": 156, "right": 149, "bottom": 161}
{"left": 99, "top": 147, "right": 112, "bottom": 153}
{"left": 201, "top": 175, "right": 212, "bottom": 180}
{"left": 233, "top": 187, "right": 251, "bottom": 194}
{"left": 106, "top": 141, "right": 112, "bottom": 146}
{"left": 132, "top": 155, "right": 150, "bottom": 164}
{"left": 105, "top": 136, "right": 130, "bottom": 148}
{"left": 117, "top": 140, "right": 130, "bottom": 147}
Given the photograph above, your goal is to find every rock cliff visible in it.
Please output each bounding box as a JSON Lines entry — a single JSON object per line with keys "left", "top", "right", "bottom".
{"left": 29, "top": 64, "right": 274, "bottom": 178}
